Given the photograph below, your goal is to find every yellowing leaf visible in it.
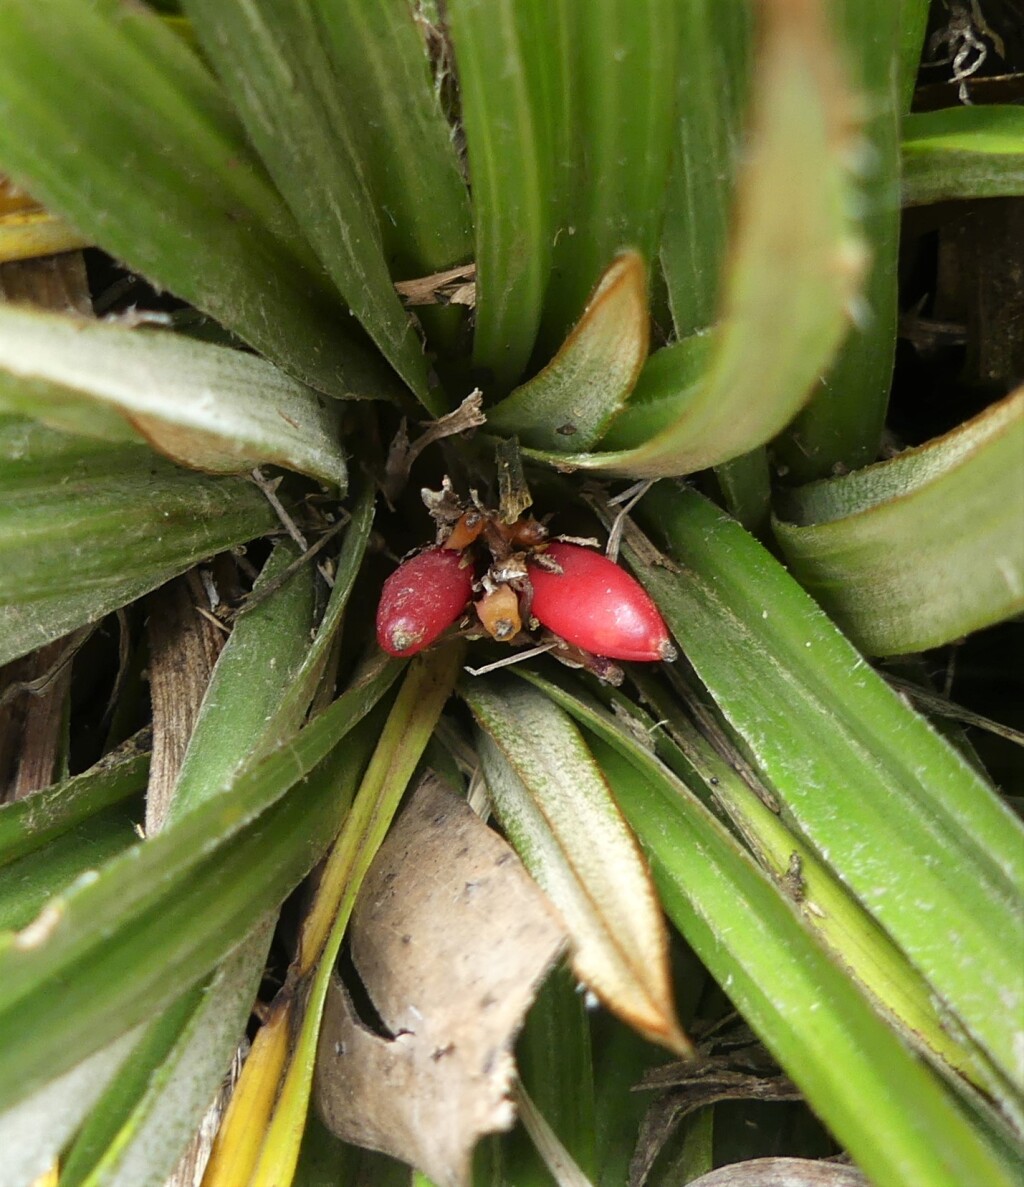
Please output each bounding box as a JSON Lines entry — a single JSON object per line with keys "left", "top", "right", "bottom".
{"left": 200, "top": 996, "right": 293, "bottom": 1187}
{"left": 0, "top": 208, "right": 90, "bottom": 263}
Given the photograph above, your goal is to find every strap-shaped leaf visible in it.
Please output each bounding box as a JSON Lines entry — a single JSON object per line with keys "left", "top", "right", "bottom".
{"left": 310, "top": 0, "right": 472, "bottom": 279}
{"left": 53, "top": 510, "right": 374, "bottom": 1183}
{"left": 181, "top": 0, "right": 435, "bottom": 409}
{"left": 486, "top": 253, "right": 648, "bottom": 450}
{"left": 55, "top": 522, "right": 348, "bottom": 1183}
{"left": 58, "top": 924, "right": 272, "bottom": 1187}
{"left": 519, "top": 669, "right": 1020, "bottom": 1186}
{"left": 773, "top": 0, "right": 906, "bottom": 482}
{"left": 256, "top": 484, "right": 377, "bottom": 751}
{"left": 660, "top": 2, "right": 750, "bottom": 339}
{"left": 205, "top": 649, "right": 463, "bottom": 1187}
{"left": 773, "top": 387, "right": 1024, "bottom": 655}
{"left": 0, "top": 421, "right": 282, "bottom": 666}
{"left": 577, "top": 669, "right": 993, "bottom": 1092}
{"left": 520, "top": 0, "right": 865, "bottom": 479}
{"left": 632, "top": 483, "right": 1024, "bottom": 1094}
{"left": 0, "top": 806, "right": 139, "bottom": 933}
{"left": 0, "top": 1027, "right": 143, "bottom": 1187}
{"left": 597, "top": 742, "right": 1019, "bottom": 1187}
{"left": 0, "top": 662, "right": 399, "bottom": 1111}
{"left": 902, "top": 106, "right": 1024, "bottom": 207}
{"left": 0, "top": 305, "right": 347, "bottom": 487}
{"left": 0, "top": 739, "right": 148, "bottom": 871}
{"left": 464, "top": 677, "right": 687, "bottom": 1054}
{"left": 0, "top": 0, "right": 385, "bottom": 399}
{"left": 539, "top": 0, "right": 680, "bottom": 352}
{"left": 169, "top": 542, "right": 317, "bottom": 821}
{"left": 447, "top": 0, "right": 565, "bottom": 387}
{"left": 515, "top": 968, "right": 598, "bottom": 1182}
{"left": 597, "top": 331, "right": 714, "bottom": 449}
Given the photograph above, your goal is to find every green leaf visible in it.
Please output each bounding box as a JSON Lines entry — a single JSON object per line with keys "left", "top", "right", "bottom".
{"left": 595, "top": 740, "right": 1019, "bottom": 1187}
{"left": 0, "top": 804, "right": 139, "bottom": 932}
{"left": 902, "top": 106, "right": 1024, "bottom": 207}
{"left": 897, "top": 0, "right": 932, "bottom": 111}
{"left": 515, "top": 968, "right": 597, "bottom": 1183}
{"left": 539, "top": 0, "right": 680, "bottom": 352}
{"left": 310, "top": 0, "right": 472, "bottom": 279}
{"left": 241, "top": 647, "right": 464, "bottom": 1187}
{"left": 520, "top": 0, "right": 866, "bottom": 478}
{"left": 0, "top": 1026, "right": 143, "bottom": 1187}
{"left": 633, "top": 482, "right": 1024, "bottom": 1095}
{"left": 465, "top": 677, "right": 686, "bottom": 1054}
{"left": 0, "top": 734, "right": 148, "bottom": 870}
{"left": 447, "top": 0, "right": 564, "bottom": 387}
{"left": 56, "top": 507, "right": 374, "bottom": 1182}
{"left": 0, "top": 304, "right": 348, "bottom": 486}
{"left": 0, "top": 425, "right": 280, "bottom": 666}
{"left": 596, "top": 331, "right": 713, "bottom": 449}
{"left": 0, "top": 0, "right": 385, "bottom": 399}
{"left": 181, "top": 0, "right": 435, "bottom": 409}
{"left": 169, "top": 540, "right": 318, "bottom": 820}
{"left": 659, "top": 1, "right": 751, "bottom": 339}
{"left": 62, "top": 923, "right": 273, "bottom": 1187}
{"left": 512, "top": 674, "right": 1015, "bottom": 1187}
{"left": 621, "top": 668, "right": 992, "bottom": 1091}
{"left": 652, "top": 0, "right": 768, "bottom": 530}
{"left": 486, "top": 253, "right": 649, "bottom": 450}
{"left": 0, "top": 662, "right": 399, "bottom": 1111}
{"left": 713, "top": 447, "right": 773, "bottom": 535}
{"left": 773, "top": 388, "right": 1024, "bottom": 654}
{"left": 58, "top": 987, "right": 206, "bottom": 1187}
{"left": 591, "top": 1015, "right": 669, "bottom": 1187}
{"left": 507, "top": 671, "right": 1018, "bottom": 1186}
{"left": 258, "top": 484, "right": 377, "bottom": 747}
{"left": 773, "top": 0, "right": 903, "bottom": 481}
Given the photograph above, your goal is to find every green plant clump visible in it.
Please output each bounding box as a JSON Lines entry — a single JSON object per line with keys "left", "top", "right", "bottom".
{"left": 0, "top": 2, "right": 1021, "bottom": 1186}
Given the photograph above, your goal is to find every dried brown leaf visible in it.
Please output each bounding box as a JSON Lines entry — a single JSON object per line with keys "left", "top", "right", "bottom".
{"left": 630, "top": 1028, "right": 802, "bottom": 1187}
{"left": 144, "top": 570, "right": 225, "bottom": 833}
{"left": 394, "top": 263, "right": 476, "bottom": 308}
{"left": 0, "top": 251, "right": 93, "bottom": 799}
{"left": 314, "top": 775, "right": 568, "bottom": 1187}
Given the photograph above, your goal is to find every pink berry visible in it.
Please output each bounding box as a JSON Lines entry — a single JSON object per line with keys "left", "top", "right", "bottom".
{"left": 528, "top": 542, "right": 676, "bottom": 663}
{"left": 376, "top": 548, "right": 473, "bottom": 657}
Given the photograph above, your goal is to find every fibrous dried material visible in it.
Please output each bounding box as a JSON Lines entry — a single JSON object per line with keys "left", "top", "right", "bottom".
{"left": 314, "top": 776, "right": 568, "bottom": 1187}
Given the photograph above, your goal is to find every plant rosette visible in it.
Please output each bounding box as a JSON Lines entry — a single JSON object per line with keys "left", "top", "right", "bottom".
{"left": 375, "top": 480, "right": 677, "bottom": 683}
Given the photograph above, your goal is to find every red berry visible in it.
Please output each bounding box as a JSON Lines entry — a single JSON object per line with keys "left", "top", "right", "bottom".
{"left": 376, "top": 548, "right": 473, "bottom": 657}
{"left": 528, "top": 542, "right": 676, "bottom": 662}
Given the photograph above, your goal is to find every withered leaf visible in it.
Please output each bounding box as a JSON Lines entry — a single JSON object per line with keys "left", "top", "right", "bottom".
{"left": 630, "top": 1027, "right": 802, "bottom": 1187}
{"left": 314, "top": 774, "right": 568, "bottom": 1187}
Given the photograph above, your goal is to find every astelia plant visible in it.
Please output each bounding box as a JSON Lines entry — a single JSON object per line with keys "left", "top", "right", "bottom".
{"left": 0, "top": 1, "right": 1022, "bottom": 1186}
